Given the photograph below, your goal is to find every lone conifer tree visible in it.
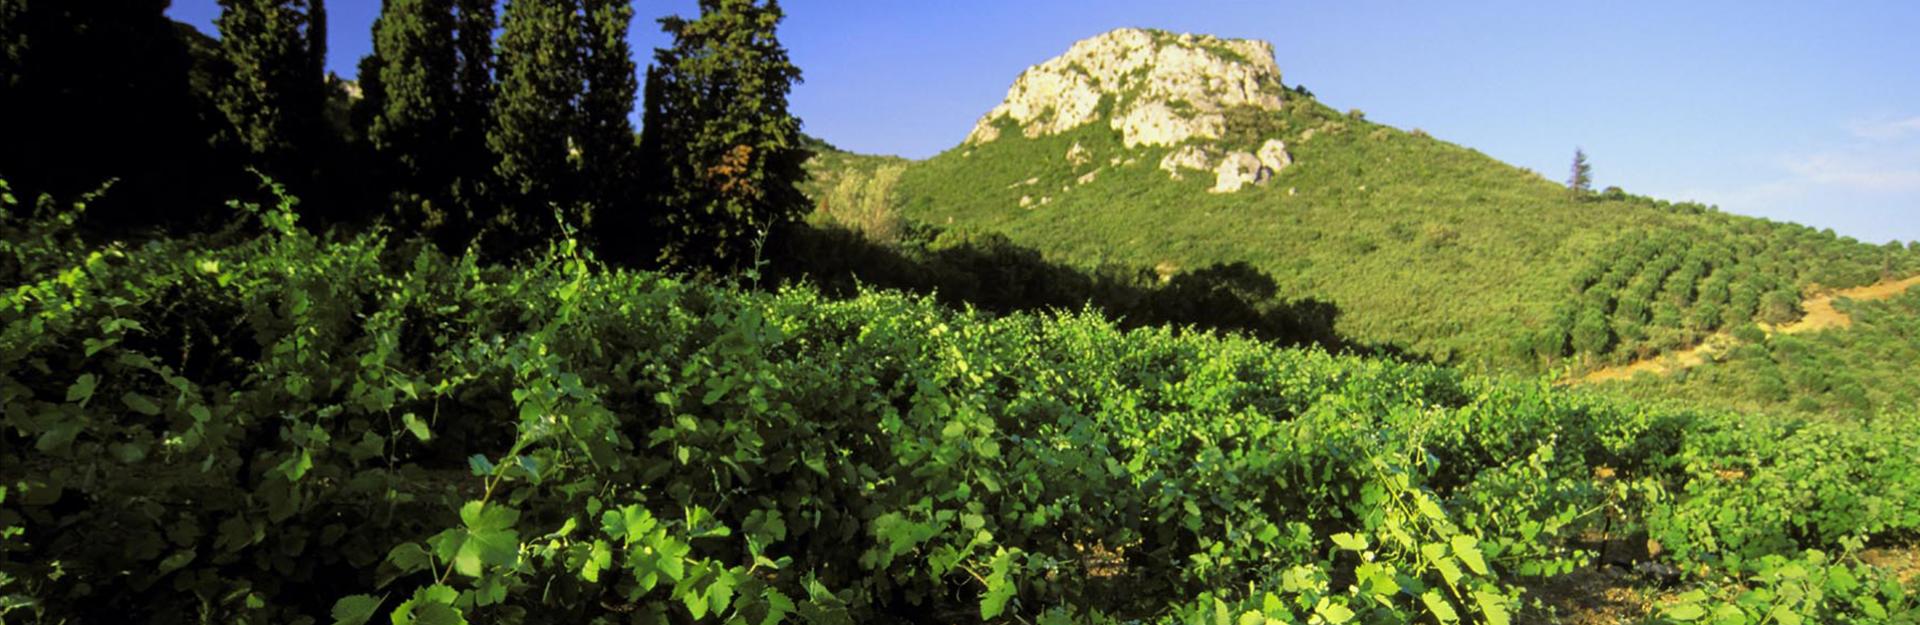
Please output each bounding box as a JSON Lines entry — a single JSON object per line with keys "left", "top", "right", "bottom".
{"left": 1568, "top": 147, "right": 1593, "bottom": 200}
{"left": 642, "top": 0, "right": 810, "bottom": 269}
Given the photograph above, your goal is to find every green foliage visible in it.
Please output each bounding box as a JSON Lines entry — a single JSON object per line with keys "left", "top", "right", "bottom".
{"left": 772, "top": 221, "right": 1354, "bottom": 351}
{"left": 802, "top": 148, "right": 910, "bottom": 243}
{"left": 1662, "top": 550, "right": 1914, "bottom": 625}
{"left": 1, "top": 184, "right": 1915, "bottom": 623}
{"left": 644, "top": 0, "right": 811, "bottom": 269}
{"left": 1571, "top": 307, "right": 1612, "bottom": 356}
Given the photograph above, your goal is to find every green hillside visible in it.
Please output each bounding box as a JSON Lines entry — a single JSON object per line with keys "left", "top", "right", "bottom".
{"left": 806, "top": 72, "right": 1920, "bottom": 373}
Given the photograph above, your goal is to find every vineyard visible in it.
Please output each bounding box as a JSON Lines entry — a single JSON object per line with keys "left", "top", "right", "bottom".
{"left": 3, "top": 187, "right": 1918, "bottom": 624}
{"left": 1599, "top": 285, "right": 1920, "bottom": 419}
{"left": 1545, "top": 226, "right": 1917, "bottom": 365}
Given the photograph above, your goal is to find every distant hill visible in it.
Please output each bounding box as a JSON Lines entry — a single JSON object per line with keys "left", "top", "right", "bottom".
{"left": 805, "top": 28, "right": 1920, "bottom": 372}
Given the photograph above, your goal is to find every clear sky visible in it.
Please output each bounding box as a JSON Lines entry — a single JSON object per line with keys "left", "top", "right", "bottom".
{"left": 167, "top": 0, "right": 1920, "bottom": 244}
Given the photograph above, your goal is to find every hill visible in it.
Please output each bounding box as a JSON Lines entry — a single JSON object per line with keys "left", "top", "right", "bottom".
{"left": 805, "top": 28, "right": 1920, "bottom": 373}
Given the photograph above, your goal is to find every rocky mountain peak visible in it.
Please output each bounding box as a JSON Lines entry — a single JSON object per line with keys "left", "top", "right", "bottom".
{"left": 965, "top": 28, "right": 1287, "bottom": 149}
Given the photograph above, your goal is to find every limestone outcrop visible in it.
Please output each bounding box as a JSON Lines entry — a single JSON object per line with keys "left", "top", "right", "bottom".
{"left": 967, "top": 28, "right": 1294, "bottom": 194}
{"left": 1256, "top": 139, "right": 1292, "bottom": 173}
{"left": 965, "top": 28, "right": 1285, "bottom": 148}
{"left": 1157, "top": 138, "right": 1293, "bottom": 192}
{"left": 1159, "top": 145, "right": 1214, "bottom": 179}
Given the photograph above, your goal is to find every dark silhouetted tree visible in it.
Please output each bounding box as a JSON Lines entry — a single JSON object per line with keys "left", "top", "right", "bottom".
{"left": 484, "top": 0, "right": 636, "bottom": 256}
{"left": 1568, "top": 147, "right": 1592, "bottom": 200}
{"left": 359, "top": 0, "right": 497, "bottom": 244}
{"left": 448, "top": 0, "right": 497, "bottom": 214}
{"left": 579, "top": 0, "right": 640, "bottom": 251}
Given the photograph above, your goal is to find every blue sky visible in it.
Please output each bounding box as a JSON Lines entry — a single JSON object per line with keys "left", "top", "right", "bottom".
{"left": 168, "top": 1, "right": 1920, "bottom": 243}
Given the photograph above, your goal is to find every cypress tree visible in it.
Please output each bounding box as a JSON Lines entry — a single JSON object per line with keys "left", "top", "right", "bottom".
{"left": 351, "top": 52, "right": 387, "bottom": 144}
{"left": 579, "top": 0, "right": 641, "bottom": 257}
{"left": 487, "top": 0, "right": 585, "bottom": 249}
{"left": 215, "top": 0, "right": 330, "bottom": 187}
{"left": 443, "top": 0, "right": 497, "bottom": 251}
{"left": 643, "top": 0, "right": 811, "bottom": 269}
{"left": 0, "top": 0, "right": 214, "bottom": 230}
{"left": 307, "top": 0, "right": 328, "bottom": 85}
{"left": 452, "top": 0, "right": 497, "bottom": 120}
{"left": 449, "top": 0, "right": 498, "bottom": 209}
{"left": 365, "top": 0, "right": 459, "bottom": 226}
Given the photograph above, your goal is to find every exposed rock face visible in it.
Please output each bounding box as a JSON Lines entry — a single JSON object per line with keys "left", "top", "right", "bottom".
{"left": 1114, "top": 101, "right": 1226, "bottom": 149}
{"left": 965, "top": 28, "right": 1286, "bottom": 148}
{"left": 1210, "top": 152, "right": 1265, "bottom": 193}
{"left": 1066, "top": 142, "right": 1091, "bottom": 167}
{"left": 1159, "top": 145, "right": 1214, "bottom": 179}
{"left": 1205, "top": 139, "right": 1293, "bottom": 193}
{"left": 968, "top": 28, "right": 1296, "bottom": 194}
{"left": 1257, "top": 139, "right": 1292, "bottom": 174}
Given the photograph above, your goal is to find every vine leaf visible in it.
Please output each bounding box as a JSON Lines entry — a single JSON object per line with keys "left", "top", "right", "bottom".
{"left": 66, "top": 373, "right": 97, "bottom": 404}
{"left": 402, "top": 412, "right": 431, "bottom": 442}
{"left": 1451, "top": 536, "right": 1489, "bottom": 575}
{"left": 980, "top": 548, "right": 1018, "bottom": 620}
{"left": 330, "top": 594, "right": 383, "bottom": 625}
{"left": 1422, "top": 590, "right": 1459, "bottom": 623}
{"left": 452, "top": 501, "right": 522, "bottom": 577}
